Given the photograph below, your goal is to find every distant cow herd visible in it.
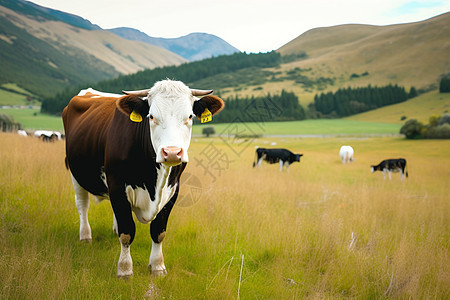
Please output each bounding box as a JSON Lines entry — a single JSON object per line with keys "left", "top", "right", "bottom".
{"left": 18, "top": 129, "right": 63, "bottom": 142}
{"left": 253, "top": 144, "right": 408, "bottom": 181}
{"left": 13, "top": 79, "right": 409, "bottom": 279}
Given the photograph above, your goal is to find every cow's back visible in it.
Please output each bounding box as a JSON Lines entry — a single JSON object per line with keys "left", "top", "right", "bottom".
{"left": 63, "top": 93, "right": 117, "bottom": 196}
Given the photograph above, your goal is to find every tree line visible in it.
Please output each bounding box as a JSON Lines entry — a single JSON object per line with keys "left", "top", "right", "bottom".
{"left": 212, "top": 90, "right": 306, "bottom": 123}
{"left": 41, "top": 51, "right": 282, "bottom": 115}
{"left": 311, "top": 84, "right": 417, "bottom": 118}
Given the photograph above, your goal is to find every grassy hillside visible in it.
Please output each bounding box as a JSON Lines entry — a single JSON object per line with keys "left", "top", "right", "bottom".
{"left": 1, "top": 133, "right": 448, "bottom": 298}
{"left": 346, "top": 90, "right": 450, "bottom": 124}
{"left": 217, "top": 13, "right": 450, "bottom": 102}
{"left": 277, "top": 13, "right": 450, "bottom": 93}
{"left": 0, "top": 4, "right": 185, "bottom": 99}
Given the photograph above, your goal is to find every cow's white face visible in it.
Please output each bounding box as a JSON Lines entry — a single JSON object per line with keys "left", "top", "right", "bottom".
{"left": 147, "top": 83, "right": 194, "bottom": 166}
{"left": 120, "top": 80, "right": 224, "bottom": 167}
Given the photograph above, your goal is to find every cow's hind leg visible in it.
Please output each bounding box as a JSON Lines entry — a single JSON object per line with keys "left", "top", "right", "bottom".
{"left": 149, "top": 191, "right": 177, "bottom": 276}
{"left": 71, "top": 174, "right": 91, "bottom": 242}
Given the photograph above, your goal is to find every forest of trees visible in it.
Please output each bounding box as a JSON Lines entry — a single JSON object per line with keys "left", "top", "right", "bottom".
{"left": 312, "top": 84, "right": 417, "bottom": 118}
{"left": 41, "top": 51, "right": 282, "bottom": 115}
{"left": 213, "top": 90, "right": 306, "bottom": 123}
{"left": 40, "top": 48, "right": 420, "bottom": 123}
{"left": 440, "top": 76, "right": 450, "bottom": 93}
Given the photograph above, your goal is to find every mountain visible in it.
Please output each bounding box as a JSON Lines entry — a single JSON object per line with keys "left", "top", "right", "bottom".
{"left": 0, "top": 0, "right": 101, "bottom": 30}
{"left": 108, "top": 28, "right": 240, "bottom": 61}
{"left": 0, "top": 0, "right": 186, "bottom": 98}
{"left": 277, "top": 12, "right": 450, "bottom": 93}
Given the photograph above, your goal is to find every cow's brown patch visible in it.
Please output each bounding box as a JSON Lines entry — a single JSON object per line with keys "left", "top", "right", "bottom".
{"left": 158, "top": 231, "right": 166, "bottom": 243}
{"left": 119, "top": 233, "right": 131, "bottom": 246}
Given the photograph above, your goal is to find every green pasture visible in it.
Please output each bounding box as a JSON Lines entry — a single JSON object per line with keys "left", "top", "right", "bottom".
{"left": 0, "top": 133, "right": 448, "bottom": 299}
{"left": 193, "top": 119, "right": 401, "bottom": 136}
{"left": 0, "top": 108, "right": 63, "bottom": 131}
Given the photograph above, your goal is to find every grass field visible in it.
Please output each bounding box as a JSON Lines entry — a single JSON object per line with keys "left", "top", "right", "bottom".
{"left": 346, "top": 91, "right": 450, "bottom": 124}
{"left": 193, "top": 119, "right": 401, "bottom": 136}
{"left": 0, "top": 133, "right": 448, "bottom": 299}
{"left": 0, "top": 108, "right": 64, "bottom": 131}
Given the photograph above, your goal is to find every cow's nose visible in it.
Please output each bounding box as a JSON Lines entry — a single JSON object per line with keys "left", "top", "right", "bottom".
{"left": 161, "top": 146, "right": 183, "bottom": 164}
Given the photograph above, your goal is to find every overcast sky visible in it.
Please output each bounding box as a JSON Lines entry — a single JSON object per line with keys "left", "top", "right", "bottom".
{"left": 29, "top": 0, "right": 449, "bottom": 53}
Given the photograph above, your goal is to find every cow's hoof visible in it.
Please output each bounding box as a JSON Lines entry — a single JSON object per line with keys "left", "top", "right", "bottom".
{"left": 80, "top": 238, "right": 92, "bottom": 243}
{"left": 150, "top": 268, "right": 167, "bottom": 277}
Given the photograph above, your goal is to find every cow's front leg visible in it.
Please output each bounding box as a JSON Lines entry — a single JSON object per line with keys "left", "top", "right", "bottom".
{"left": 109, "top": 187, "right": 136, "bottom": 278}
{"left": 257, "top": 157, "right": 263, "bottom": 168}
{"left": 149, "top": 190, "right": 177, "bottom": 276}
{"left": 279, "top": 160, "right": 284, "bottom": 172}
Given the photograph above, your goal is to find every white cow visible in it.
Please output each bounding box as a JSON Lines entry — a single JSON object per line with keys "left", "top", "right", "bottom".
{"left": 339, "top": 146, "right": 354, "bottom": 164}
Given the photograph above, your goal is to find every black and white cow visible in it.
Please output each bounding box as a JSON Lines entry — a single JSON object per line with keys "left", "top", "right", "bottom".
{"left": 253, "top": 148, "right": 303, "bottom": 172}
{"left": 62, "top": 80, "right": 224, "bottom": 277}
{"left": 371, "top": 158, "right": 408, "bottom": 180}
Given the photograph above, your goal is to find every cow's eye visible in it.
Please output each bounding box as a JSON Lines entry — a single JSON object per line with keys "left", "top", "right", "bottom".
{"left": 149, "top": 114, "right": 159, "bottom": 125}
{"left": 188, "top": 114, "right": 194, "bottom": 120}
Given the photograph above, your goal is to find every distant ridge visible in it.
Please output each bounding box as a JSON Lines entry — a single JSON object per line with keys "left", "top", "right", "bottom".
{"left": 108, "top": 28, "right": 240, "bottom": 61}
{"left": 277, "top": 12, "right": 450, "bottom": 91}
{"left": 0, "top": 0, "right": 101, "bottom": 30}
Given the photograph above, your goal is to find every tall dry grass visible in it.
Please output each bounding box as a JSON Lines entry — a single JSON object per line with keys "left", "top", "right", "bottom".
{"left": 0, "top": 133, "right": 448, "bottom": 298}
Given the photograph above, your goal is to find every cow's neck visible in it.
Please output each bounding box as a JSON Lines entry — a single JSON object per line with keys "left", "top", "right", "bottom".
{"left": 153, "top": 164, "right": 176, "bottom": 214}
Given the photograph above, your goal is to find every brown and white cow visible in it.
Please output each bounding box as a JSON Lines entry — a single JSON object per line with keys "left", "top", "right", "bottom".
{"left": 62, "top": 80, "right": 224, "bottom": 277}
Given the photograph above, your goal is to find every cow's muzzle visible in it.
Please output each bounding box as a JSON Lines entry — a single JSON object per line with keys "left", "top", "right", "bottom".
{"left": 160, "top": 146, "right": 183, "bottom": 165}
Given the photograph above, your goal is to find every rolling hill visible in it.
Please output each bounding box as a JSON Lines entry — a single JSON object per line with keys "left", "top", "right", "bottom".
{"left": 211, "top": 13, "right": 449, "bottom": 101}
{"left": 345, "top": 90, "right": 450, "bottom": 124}
{"left": 276, "top": 12, "right": 450, "bottom": 93}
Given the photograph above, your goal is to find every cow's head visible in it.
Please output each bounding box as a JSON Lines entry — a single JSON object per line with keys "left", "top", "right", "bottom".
{"left": 118, "top": 80, "right": 224, "bottom": 166}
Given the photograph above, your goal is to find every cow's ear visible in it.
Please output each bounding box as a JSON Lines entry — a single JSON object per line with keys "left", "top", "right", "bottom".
{"left": 116, "top": 95, "right": 149, "bottom": 121}
{"left": 193, "top": 95, "right": 225, "bottom": 119}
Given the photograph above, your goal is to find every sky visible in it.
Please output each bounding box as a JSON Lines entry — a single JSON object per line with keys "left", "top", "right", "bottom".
{"left": 29, "top": 0, "right": 450, "bottom": 53}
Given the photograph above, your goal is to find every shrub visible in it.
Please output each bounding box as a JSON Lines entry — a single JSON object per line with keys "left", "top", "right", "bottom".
{"left": 438, "top": 114, "right": 450, "bottom": 126}
{"left": 400, "top": 119, "right": 424, "bottom": 139}
{"left": 426, "top": 124, "right": 450, "bottom": 139}
{"left": 202, "top": 126, "right": 215, "bottom": 137}
{"left": 429, "top": 115, "right": 440, "bottom": 127}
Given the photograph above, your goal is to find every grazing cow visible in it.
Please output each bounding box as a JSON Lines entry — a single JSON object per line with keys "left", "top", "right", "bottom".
{"left": 17, "top": 129, "right": 28, "bottom": 137}
{"left": 371, "top": 158, "right": 408, "bottom": 180}
{"left": 339, "top": 145, "right": 354, "bottom": 164}
{"left": 62, "top": 80, "right": 224, "bottom": 278}
{"left": 253, "top": 148, "right": 303, "bottom": 172}
{"left": 34, "top": 130, "right": 61, "bottom": 142}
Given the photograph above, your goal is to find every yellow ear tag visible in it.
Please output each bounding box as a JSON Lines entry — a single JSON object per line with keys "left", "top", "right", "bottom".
{"left": 130, "top": 110, "right": 143, "bottom": 122}
{"left": 201, "top": 108, "right": 212, "bottom": 123}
